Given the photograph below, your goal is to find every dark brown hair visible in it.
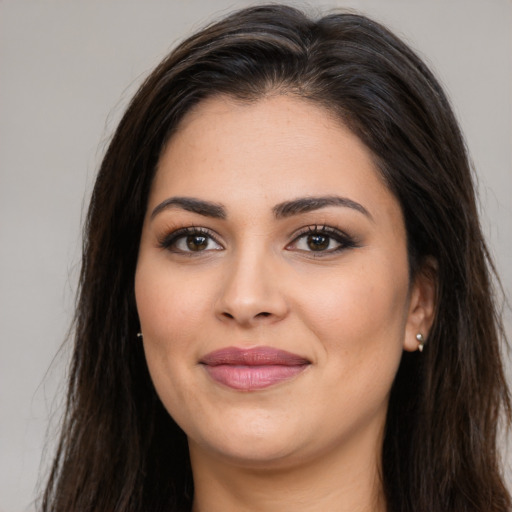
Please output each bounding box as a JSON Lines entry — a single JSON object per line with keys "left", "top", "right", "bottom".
{"left": 42, "top": 5, "right": 511, "bottom": 511}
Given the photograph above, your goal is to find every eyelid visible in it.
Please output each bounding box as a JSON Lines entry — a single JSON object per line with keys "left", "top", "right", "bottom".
{"left": 156, "top": 223, "right": 357, "bottom": 256}
{"left": 286, "top": 224, "right": 358, "bottom": 254}
{"left": 157, "top": 226, "right": 224, "bottom": 253}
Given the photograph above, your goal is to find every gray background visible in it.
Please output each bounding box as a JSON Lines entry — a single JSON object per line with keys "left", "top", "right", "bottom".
{"left": 1, "top": 1, "right": 511, "bottom": 510}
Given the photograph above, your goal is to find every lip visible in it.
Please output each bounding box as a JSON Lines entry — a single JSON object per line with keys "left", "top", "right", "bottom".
{"left": 200, "top": 346, "right": 310, "bottom": 391}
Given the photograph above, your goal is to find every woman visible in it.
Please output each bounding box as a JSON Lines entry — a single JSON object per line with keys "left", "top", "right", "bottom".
{"left": 42, "top": 4, "right": 511, "bottom": 511}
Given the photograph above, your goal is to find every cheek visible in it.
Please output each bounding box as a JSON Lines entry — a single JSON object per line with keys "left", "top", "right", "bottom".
{"left": 309, "top": 260, "right": 409, "bottom": 416}
{"left": 135, "top": 261, "right": 208, "bottom": 415}
{"left": 134, "top": 260, "right": 207, "bottom": 404}
{"left": 135, "top": 260, "right": 211, "bottom": 344}
{"left": 296, "top": 254, "right": 409, "bottom": 372}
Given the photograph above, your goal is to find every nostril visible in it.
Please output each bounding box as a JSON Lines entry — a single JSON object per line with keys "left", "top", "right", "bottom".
{"left": 257, "top": 312, "right": 271, "bottom": 318}
{"left": 222, "top": 312, "right": 235, "bottom": 319}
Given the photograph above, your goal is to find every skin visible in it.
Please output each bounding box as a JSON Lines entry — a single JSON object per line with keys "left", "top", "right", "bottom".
{"left": 135, "top": 95, "right": 436, "bottom": 512}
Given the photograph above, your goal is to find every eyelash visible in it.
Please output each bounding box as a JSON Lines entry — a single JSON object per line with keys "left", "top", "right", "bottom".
{"left": 157, "top": 224, "right": 357, "bottom": 256}
{"left": 157, "top": 227, "right": 223, "bottom": 255}
{"left": 287, "top": 225, "right": 357, "bottom": 255}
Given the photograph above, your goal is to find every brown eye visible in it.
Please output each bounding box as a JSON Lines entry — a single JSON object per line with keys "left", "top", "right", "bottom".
{"left": 160, "top": 228, "right": 223, "bottom": 253}
{"left": 307, "top": 234, "right": 330, "bottom": 251}
{"left": 186, "top": 234, "right": 208, "bottom": 251}
{"left": 287, "top": 226, "right": 356, "bottom": 255}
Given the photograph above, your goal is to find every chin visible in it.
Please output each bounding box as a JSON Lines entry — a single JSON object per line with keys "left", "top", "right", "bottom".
{"left": 186, "top": 409, "right": 311, "bottom": 469}
{"left": 193, "top": 437, "right": 307, "bottom": 470}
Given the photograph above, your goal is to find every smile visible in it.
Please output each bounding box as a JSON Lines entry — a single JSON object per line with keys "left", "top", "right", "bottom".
{"left": 200, "top": 346, "right": 311, "bottom": 391}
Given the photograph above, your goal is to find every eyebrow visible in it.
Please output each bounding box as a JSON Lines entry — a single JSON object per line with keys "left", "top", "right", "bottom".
{"left": 151, "top": 197, "right": 226, "bottom": 220}
{"left": 150, "top": 195, "right": 372, "bottom": 221}
{"left": 273, "top": 195, "right": 373, "bottom": 220}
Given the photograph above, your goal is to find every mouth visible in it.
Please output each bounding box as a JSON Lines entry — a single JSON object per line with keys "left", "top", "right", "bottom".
{"left": 199, "top": 346, "right": 311, "bottom": 391}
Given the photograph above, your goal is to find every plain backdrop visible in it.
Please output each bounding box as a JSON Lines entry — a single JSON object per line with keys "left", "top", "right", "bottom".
{"left": 1, "top": 1, "right": 511, "bottom": 510}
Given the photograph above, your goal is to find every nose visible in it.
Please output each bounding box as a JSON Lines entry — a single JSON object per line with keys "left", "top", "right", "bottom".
{"left": 215, "top": 247, "right": 289, "bottom": 327}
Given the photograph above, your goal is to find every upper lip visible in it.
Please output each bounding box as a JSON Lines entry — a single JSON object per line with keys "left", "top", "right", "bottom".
{"left": 200, "top": 346, "right": 310, "bottom": 366}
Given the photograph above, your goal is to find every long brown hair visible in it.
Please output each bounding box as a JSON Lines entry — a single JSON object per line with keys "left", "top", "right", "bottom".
{"left": 42, "top": 5, "right": 511, "bottom": 511}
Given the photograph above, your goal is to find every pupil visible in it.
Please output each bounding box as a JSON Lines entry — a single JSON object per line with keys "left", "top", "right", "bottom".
{"left": 307, "top": 234, "right": 329, "bottom": 251}
{"left": 187, "top": 235, "right": 207, "bottom": 251}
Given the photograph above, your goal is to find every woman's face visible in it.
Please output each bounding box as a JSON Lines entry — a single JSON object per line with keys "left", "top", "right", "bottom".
{"left": 135, "top": 95, "right": 430, "bottom": 470}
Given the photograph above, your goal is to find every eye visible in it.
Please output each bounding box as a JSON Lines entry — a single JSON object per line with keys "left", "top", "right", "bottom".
{"left": 158, "top": 227, "right": 223, "bottom": 254}
{"left": 287, "top": 226, "right": 356, "bottom": 254}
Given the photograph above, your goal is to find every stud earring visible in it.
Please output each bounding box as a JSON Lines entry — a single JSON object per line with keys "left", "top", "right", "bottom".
{"left": 416, "top": 333, "right": 426, "bottom": 352}
{"left": 137, "top": 332, "right": 143, "bottom": 338}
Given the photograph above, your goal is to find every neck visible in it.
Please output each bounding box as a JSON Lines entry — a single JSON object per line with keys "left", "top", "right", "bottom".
{"left": 189, "top": 429, "right": 386, "bottom": 512}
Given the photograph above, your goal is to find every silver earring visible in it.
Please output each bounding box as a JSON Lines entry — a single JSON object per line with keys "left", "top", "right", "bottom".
{"left": 137, "top": 332, "right": 143, "bottom": 338}
{"left": 416, "top": 333, "right": 426, "bottom": 352}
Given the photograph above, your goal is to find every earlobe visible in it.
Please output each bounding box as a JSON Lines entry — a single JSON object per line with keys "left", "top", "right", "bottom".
{"left": 403, "top": 258, "right": 437, "bottom": 352}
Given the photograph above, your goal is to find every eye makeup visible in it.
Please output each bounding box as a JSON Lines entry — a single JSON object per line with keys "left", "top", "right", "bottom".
{"left": 156, "top": 221, "right": 359, "bottom": 259}
{"left": 287, "top": 224, "right": 359, "bottom": 255}
{"left": 157, "top": 226, "right": 223, "bottom": 254}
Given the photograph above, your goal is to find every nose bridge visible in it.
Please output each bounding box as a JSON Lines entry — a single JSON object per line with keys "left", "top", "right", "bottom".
{"left": 216, "top": 238, "right": 287, "bottom": 325}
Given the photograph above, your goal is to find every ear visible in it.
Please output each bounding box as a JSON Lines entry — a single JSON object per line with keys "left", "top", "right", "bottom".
{"left": 403, "top": 257, "right": 437, "bottom": 352}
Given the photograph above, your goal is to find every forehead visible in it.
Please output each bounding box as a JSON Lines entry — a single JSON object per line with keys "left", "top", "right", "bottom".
{"left": 151, "top": 94, "right": 398, "bottom": 221}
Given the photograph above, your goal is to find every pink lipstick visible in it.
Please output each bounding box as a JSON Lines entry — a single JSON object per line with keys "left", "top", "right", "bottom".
{"left": 200, "top": 346, "right": 310, "bottom": 391}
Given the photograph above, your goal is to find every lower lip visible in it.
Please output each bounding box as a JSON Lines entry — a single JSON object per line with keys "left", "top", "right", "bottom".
{"left": 203, "top": 364, "right": 308, "bottom": 391}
